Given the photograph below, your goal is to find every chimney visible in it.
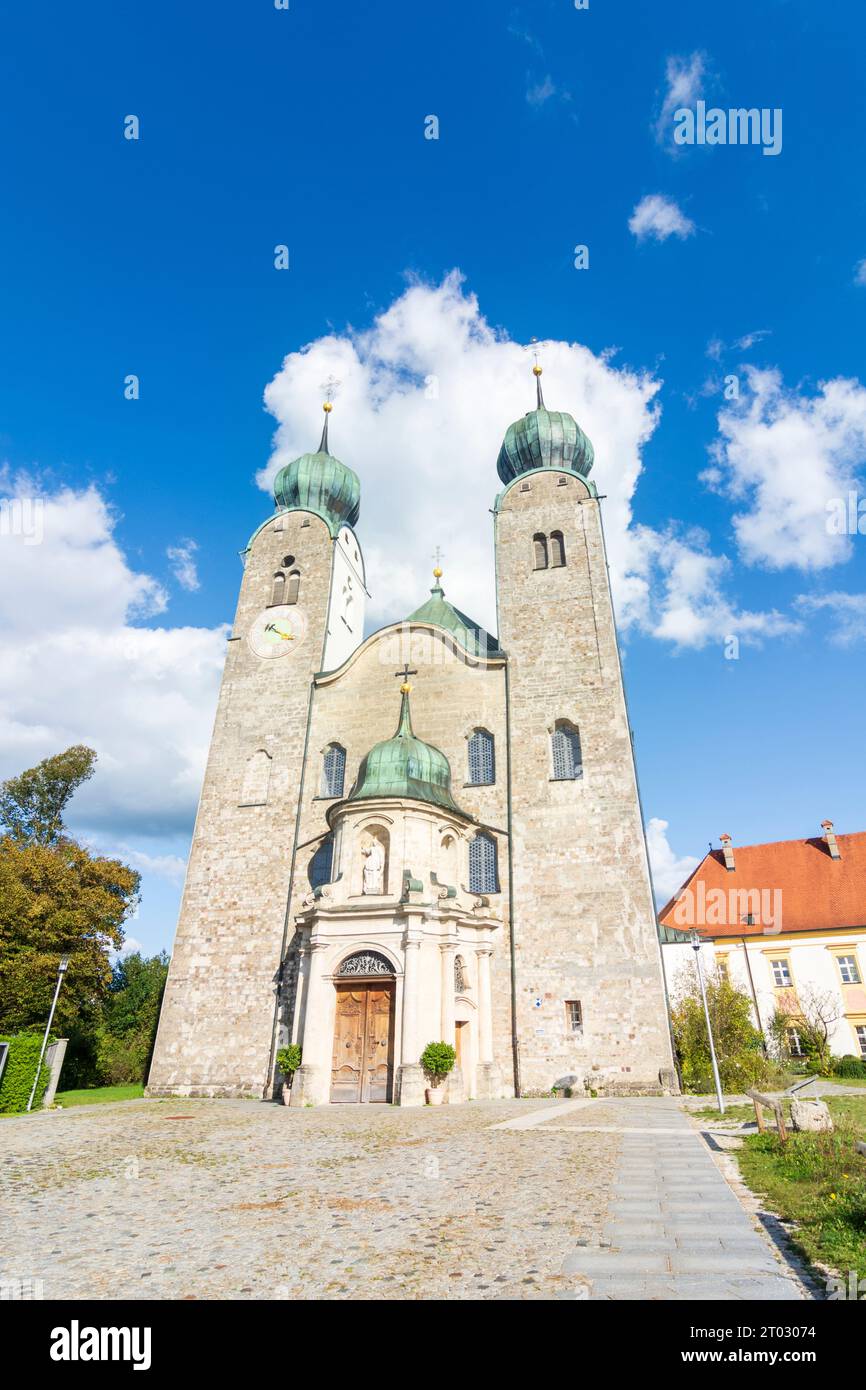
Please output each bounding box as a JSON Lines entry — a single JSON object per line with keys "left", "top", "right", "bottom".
{"left": 720, "top": 833, "right": 735, "bottom": 871}
{"left": 821, "top": 820, "right": 841, "bottom": 860}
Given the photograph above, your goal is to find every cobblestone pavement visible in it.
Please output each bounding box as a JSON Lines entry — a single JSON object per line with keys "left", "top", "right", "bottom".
{"left": 1, "top": 1097, "right": 617, "bottom": 1301}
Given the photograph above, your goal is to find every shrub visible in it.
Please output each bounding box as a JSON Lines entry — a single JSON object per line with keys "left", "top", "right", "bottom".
{"left": 276, "top": 1044, "right": 302, "bottom": 1077}
{"left": 420, "top": 1041, "right": 456, "bottom": 1086}
{"left": 0, "top": 1033, "right": 54, "bottom": 1113}
{"left": 832, "top": 1054, "right": 866, "bottom": 1079}
{"left": 671, "top": 968, "right": 772, "bottom": 1094}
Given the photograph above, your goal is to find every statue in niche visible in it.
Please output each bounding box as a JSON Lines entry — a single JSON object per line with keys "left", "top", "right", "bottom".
{"left": 454, "top": 955, "right": 468, "bottom": 993}
{"left": 362, "top": 838, "right": 385, "bottom": 895}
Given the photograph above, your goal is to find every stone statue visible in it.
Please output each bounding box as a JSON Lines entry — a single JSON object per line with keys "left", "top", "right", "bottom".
{"left": 362, "top": 838, "right": 385, "bottom": 894}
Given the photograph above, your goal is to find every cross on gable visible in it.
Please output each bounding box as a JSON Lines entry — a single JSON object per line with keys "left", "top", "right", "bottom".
{"left": 394, "top": 663, "right": 418, "bottom": 682}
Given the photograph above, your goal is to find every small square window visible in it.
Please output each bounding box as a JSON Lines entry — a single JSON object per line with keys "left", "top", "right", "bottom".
{"left": 771, "top": 958, "right": 792, "bottom": 988}
{"left": 837, "top": 954, "right": 862, "bottom": 984}
{"left": 520, "top": 481, "right": 531, "bottom": 492}
{"left": 565, "top": 1000, "right": 583, "bottom": 1033}
{"left": 557, "top": 475, "right": 569, "bottom": 486}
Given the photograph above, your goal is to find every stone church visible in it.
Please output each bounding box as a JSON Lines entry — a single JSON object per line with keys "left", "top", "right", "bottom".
{"left": 147, "top": 368, "right": 677, "bottom": 1105}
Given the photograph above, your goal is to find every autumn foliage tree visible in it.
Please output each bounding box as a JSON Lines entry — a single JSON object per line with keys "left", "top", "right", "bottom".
{"left": 0, "top": 747, "right": 140, "bottom": 1040}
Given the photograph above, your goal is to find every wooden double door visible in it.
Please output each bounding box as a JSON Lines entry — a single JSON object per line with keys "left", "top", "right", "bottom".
{"left": 330, "top": 981, "right": 395, "bottom": 1103}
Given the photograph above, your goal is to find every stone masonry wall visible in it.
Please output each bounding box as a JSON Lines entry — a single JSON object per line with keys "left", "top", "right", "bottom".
{"left": 495, "top": 471, "right": 676, "bottom": 1094}
{"left": 147, "top": 511, "right": 336, "bottom": 1096}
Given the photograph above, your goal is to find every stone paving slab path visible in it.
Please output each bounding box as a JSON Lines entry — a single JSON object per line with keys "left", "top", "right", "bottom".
{"left": 547, "top": 1097, "right": 808, "bottom": 1301}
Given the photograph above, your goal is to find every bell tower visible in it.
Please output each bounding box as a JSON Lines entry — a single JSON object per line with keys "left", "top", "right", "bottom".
{"left": 148, "top": 403, "right": 366, "bottom": 1097}
{"left": 495, "top": 364, "right": 676, "bottom": 1095}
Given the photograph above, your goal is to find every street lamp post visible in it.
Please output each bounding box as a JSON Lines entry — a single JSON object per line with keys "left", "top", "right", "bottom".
{"left": 690, "top": 929, "right": 725, "bottom": 1115}
{"left": 26, "top": 954, "right": 70, "bottom": 1113}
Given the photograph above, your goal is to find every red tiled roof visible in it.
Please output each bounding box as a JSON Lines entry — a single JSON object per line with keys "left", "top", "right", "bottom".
{"left": 658, "top": 831, "right": 866, "bottom": 938}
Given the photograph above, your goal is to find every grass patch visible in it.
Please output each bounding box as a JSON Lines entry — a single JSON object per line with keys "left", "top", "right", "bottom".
{"left": 737, "top": 1097, "right": 866, "bottom": 1283}
{"left": 54, "top": 1084, "right": 144, "bottom": 1108}
{"left": 693, "top": 1103, "right": 755, "bottom": 1123}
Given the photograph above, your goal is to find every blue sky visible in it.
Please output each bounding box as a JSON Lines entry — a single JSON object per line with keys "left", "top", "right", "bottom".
{"left": 1, "top": 0, "right": 864, "bottom": 950}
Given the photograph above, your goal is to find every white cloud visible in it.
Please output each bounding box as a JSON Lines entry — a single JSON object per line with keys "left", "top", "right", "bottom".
{"left": 0, "top": 474, "right": 226, "bottom": 838}
{"left": 654, "top": 52, "right": 705, "bottom": 150}
{"left": 624, "top": 525, "right": 801, "bottom": 649}
{"left": 526, "top": 75, "right": 557, "bottom": 107}
{"left": 646, "top": 817, "right": 700, "bottom": 904}
{"left": 112, "top": 936, "right": 145, "bottom": 960}
{"left": 167, "top": 539, "right": 200, "bottom": 592}
{"left": 795, "top": 591, "right": 866, "bottom": 645}
{"left": 854, "top": 259, "right": 866, "bottom": 287}
{"left": 704, "top": 367, "right": 866, "bottom": 570}
{"left": 628, "top": 195, "right": 695, "bottom": 243}
{"left": 260, "top": 273, "right": 795, "bottom": 653}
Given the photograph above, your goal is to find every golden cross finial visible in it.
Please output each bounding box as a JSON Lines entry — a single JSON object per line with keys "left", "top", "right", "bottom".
{"left": 431, "top": 545, "right": 444, "bottom": 579}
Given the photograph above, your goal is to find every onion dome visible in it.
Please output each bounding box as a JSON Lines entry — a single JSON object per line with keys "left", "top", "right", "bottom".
{"left": 272, "top": 402, "right": 360, "bottom": 536}
{"left": 408, "top": 568, "right": 501, "bottom": 658}
{"left": 348, "top": 683, "right": 464, "bottom": 813}
{"left": 496, "top": 365, "right": 594, "bottom": 485}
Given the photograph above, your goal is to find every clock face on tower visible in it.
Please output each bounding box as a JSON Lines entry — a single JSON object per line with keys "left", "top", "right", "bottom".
{"left": 248, "top": 605, "right": 309, "bottom": 659}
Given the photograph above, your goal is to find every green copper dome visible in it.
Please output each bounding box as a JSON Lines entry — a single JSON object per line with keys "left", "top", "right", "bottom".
{"left": 348, "top": 687, "right": 464, "bottom": 813}
{"left": 272, "top": 407, "right": 360, "bottom": 536}
{"left": 408, "top": 574, "right": 501, "bottom": 658}
{"left": 496, "top": 371, "right": 594, "bottom": 485}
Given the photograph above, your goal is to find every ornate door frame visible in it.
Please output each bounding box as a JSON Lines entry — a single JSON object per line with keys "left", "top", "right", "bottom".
{"left": 330, "top": 952, "right": 396, "bottom": 1103}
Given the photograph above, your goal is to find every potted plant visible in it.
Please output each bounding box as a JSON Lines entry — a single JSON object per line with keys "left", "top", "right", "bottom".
{"left": 420, "top": 1041, "right": 456, "bottom": 1105}
{"left": 276, "top": 1044, "right": 302, "bottom": 1105}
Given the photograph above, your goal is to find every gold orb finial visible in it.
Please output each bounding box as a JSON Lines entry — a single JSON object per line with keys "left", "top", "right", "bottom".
{"left": 433, "top": 566, "right": 442, "bottom": 579}
{"left": 322, "top": 400, "right": 333, "bottom": 413}
{"left": 532, "top": 364, "right": 543, "bottom": 377}
{"left": 400, "top": 681, "right": 412, "bottom": 694}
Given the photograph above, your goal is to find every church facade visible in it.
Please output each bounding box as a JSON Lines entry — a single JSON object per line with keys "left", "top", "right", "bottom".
{"left": 147, "top": 371, "right": 677, "bottom": 1105}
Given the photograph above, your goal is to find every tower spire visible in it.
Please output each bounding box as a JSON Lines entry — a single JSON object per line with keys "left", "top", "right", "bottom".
{"left": 525, "top": 337, "right": 546, "bottom": 409}
{"left": 318, "top": 399, "right": 332, "bottom": 454}
{"left": 533, "top": 361, "right": 545, "bottom": 410}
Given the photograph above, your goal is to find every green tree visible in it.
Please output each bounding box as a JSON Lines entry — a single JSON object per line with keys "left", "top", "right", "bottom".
{"left": 96, "top": 951, "right": 169, "bottom": 1085}
{"left": 0, "top": 837, "right": 139, "bottom": 1037}
{"left": 0, "top": 744, "right": 97, "bottom": 846}
{"left": 671, "top": 964, "right": 771, "bottom": 1093}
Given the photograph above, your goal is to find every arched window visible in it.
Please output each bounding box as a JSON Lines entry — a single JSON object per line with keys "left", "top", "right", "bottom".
{"left": 532, "top": 533, "right": 548, "bottom": 570}
{"left": 308, "top": 835, "right": 333, "bottom": 889}
{"left": 469, "top": 832, "right": 499, "bottom": 893}
{"left": 286, "top": 570, "right": 300, "bottom": 604}
{"left": 550, "top": 530, "right": 566, "bottom": 567}
{"left": 467, "top": 728, "right": 495, "bottom": 786}
{"left": 551, "top": 721, "right": 583, "bottom": 780}
{"left": 270, "top": 571, "right": 285, "bottom": 606}
{"left": 321, "top": 743, "right": 346, "bottom": 798}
